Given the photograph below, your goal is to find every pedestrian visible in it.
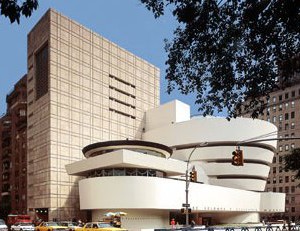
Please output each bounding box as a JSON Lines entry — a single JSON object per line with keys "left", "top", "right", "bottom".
{"left": 78, "top": 220, "right": 83, "bottom": 227}
{"left": 191, "top": 220, "right": 196, "bottom": 228}
{"left": 171, "top": 218, "right": 176, "bottom": 230}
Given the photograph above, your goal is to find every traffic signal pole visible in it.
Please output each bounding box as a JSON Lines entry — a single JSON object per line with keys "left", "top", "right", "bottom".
{"left": 172, "top": 137, "right": 300, "bottom": 226}
{"left": 185, "top": 166, "right": 190, "bottom": 226}
{"left": 184, "top": 146, "right": 199, "bottom": 226}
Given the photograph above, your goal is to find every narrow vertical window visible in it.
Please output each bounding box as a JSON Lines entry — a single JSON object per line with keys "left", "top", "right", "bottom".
{"left": 35, "top": 43, "right": 49, "bottom": 100}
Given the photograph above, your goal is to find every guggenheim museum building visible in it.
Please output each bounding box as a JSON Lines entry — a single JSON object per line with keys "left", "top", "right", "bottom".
{"left": 66, "top": 100, "right": 285, "bottom": 230}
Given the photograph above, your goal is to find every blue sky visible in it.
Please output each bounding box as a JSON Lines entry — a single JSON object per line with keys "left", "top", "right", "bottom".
{"left": 0, "top": 0, "right": 199, "bottom": 115}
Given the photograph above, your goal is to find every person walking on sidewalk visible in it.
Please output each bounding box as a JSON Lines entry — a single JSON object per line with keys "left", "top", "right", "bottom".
{"left": 191, "top": 220, "right": 196, "bottom": 228}
{"left": 171, "top": 218, "right": 176, "bottom": 230}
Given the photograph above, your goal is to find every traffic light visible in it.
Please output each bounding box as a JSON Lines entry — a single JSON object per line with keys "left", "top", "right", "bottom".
{"left": 180, "top": 208, "right": 192, "bottom": 214}
{"left": 189, "top": 170, "right": 197, "bottom": 182}
{"left": 232, "top": 149, "right": 244, "bottom": 166}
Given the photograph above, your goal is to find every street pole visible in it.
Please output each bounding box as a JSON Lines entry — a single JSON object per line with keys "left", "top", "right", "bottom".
{"left": 185, "top": 167, "right": 189, "bottom": 226}
{"left": 172, "top": 142, "right": 208, "bottom": 227}
{"left": 174, "top": 137, "right": 298, "bottom": 226}
{"left": 185, "top": 146, "right": 198, "bottom": 226}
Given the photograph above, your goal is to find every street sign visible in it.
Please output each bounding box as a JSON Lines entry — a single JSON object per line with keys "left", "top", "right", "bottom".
{"left": 182, "top": 203, "right": 190, "bottom": 207}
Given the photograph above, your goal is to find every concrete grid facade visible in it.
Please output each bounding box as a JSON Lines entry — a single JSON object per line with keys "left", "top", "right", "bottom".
{"left": 26, "top": 9, "right": 159, "bottom": 220}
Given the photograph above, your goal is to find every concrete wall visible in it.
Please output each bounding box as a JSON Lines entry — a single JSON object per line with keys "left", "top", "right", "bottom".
{"left": 93, "top": 209, "right": 170, "bottom": 231}
{"left": 143, "top": 100, "right": 278, "bottom": 191}
{"left": 78, "top": 176, "right": 285, "bottom": 214}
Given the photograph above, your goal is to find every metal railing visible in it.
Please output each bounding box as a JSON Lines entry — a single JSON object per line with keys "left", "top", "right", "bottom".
{"left": 155, "top": 225, "right": 300, "bottom": 231}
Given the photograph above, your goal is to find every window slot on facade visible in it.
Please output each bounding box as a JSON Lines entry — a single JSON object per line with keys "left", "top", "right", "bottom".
{"left": 109, "top": 86, "right": 136, "bottom": 99}
{"left": 109, "top": 74, "right": 136, "bottom": 88}
{"left": 109, "top": 97, "right": 136, "bottom": 109}
{"left": 35, "top": 43, "right": 49, "bottom": 100}
{"left": 109, "top": 108, "right": 136, "bottom": 119}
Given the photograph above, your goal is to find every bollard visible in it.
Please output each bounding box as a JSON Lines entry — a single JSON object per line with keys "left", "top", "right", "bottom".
{"left": 255, "top": 227, "right": 262, "bottom": 231}
{"left": 241, "top": 227, "right": 249, "bottom": 231}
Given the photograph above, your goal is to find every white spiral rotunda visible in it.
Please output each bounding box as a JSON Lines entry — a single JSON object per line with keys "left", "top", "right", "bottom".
{"left": 66, "top": 100, "right": 285, "bottom": 231}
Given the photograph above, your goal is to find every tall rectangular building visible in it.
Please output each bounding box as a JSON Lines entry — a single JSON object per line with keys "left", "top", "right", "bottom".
{"left": 26, "top": 9, "right": 160, "bottom": 220}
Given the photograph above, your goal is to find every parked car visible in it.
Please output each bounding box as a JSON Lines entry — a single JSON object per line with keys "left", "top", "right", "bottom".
{"left": 8, "top": 215, "right": 31, "bottom": 228}
{"left": 58, "top": 222, "right": 81, "bottom": 231}
{"left": 77, "top": 222, "right": 126, "bottom": 231}
{"left": 35, "top": 222, "right": 69, "bottom": 231}
{"left": 0, "top": 219, "right": 8, "bottom": 231}
{"left": 11, "top": 222, "right": 35, "bottom": 231}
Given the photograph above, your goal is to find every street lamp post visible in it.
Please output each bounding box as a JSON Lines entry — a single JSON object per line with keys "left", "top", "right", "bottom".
{"left": 171, "top": 142, "right": 208, "bottom": 226}
{"left": 184, "top": 145, "right": 202, "bottom": 226}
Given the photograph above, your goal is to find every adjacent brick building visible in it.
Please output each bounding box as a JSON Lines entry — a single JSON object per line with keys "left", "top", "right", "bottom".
{"left": 0, "top": 75, "right": 27, "bottom": 216}
{"left": 243, "top": 54, "right": 300, "bottom": 222}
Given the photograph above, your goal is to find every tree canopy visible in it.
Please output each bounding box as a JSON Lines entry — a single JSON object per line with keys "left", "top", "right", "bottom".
{"left": 1, "top": 0, "right": 300, "bottom": 119}
{"left": 0, "top": 0, "right": 38, "bottom": 23}
{"left": 141, "top": 0, "right": 300, "bottom": 118}
{"left": 285, "top": 148, "right": 300, "bottom": 180}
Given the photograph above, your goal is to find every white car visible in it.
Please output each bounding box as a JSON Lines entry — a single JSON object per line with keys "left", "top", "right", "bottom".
{"left": 11, "top": 223, "right": 34, "bottom": 231}
{"left": 0, "top": 220, "right": 8, "bottom": 231}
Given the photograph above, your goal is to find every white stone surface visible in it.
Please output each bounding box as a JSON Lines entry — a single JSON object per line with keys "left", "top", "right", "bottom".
{"left": 66, "top": 100, "right": 285, "bottom": 230}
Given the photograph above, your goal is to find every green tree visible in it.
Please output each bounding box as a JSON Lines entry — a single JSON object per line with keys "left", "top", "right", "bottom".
{"left": 141, "top": 0, "right": 300, "bottom": 118}
{"left": 0, "top": 0, "right": 38, "bottom": 23}
{"left": 2, "top": 0, "right": 300, "bottom": 119}
{"left": 284, "top": 148, "right": 300, "bottom": 180}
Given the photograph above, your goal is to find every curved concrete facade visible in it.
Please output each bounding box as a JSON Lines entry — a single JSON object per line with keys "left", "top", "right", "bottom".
{"left": 66, "top": 100, "right": 285, "bottom": 231}
{"left": 79, "top": 176, "right": 284, "bottom": 213}
{"left": 143, "top": 101, "right": 278, "bottom": 192}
